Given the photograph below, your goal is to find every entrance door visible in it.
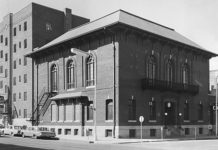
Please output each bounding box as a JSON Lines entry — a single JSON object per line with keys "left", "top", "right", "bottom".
{"left": 164, "top": 101, "right": 176, "bottom": 125}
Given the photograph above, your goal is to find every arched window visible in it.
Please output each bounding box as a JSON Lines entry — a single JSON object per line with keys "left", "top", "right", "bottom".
{"left": 182, "top": 63, "right": 189, "bottom": 84}
{"left": 106, "top": 99, "right": 113, "bottom": 120}
{"left": 51, "top": 64, "right": 58, "bottom": 92}
{"left": 166, "top": 59, "right": 174, "bottom": 83}
{"left": 86, "top": 55, "right": 95, "bottom": 86}
{"left": 67, "top": 60, "right": 75, "bottom": 89}
{"left": 147, "top": 55, "right": 156, "bottom": 80}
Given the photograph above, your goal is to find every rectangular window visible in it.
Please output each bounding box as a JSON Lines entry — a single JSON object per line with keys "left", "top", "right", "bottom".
{"left": 24, "top": 57, "right": 27, "bottom": 66}
{"left": 24, "top": 39, "right": 27, "bottom": 48}
{"left": 19, "top": 59, "right": 21, "bottom": 65}
{"left": 5, "top": 38, "right": 8, "bottom": 46}
{"left": 13, "top": 93, "right": 16, "bottom": 102}
{"left": 105, "top": 129, "right": 112, "bottom": 137}
{"left": 14, "top": 44, "right": 16, "bottom": 53}
{"left": 150, "top": 129, "right": 156, "bottom": 137}
{"left": 19, "top": 75, "right": 21, "bottom": 82}
{"left": 14, "top": 60, "right": 16, "bottom": 69}
{"left": 129, "top": 129, "right": 136, "bottom": 138}
{"left": 19, "top": 25, "right": 21, "bottom": 31}
{"left": 14, "top": 27, "right": 16, "bottom": 36}
{"left": 13, "top": 77, "right": 16, "bottom": 85}
{"left": 58, "top": 129, "right": 62, "bottom": 135}
{"left": 24, "top": 109, "right": 27, "bottom": 118}
{"left": 64, "top": 129, "right": 71, "bottom": 135}
{"left": 0, "top": 35, "right": 3, "bottom": 43}
{"left": 58, "top": 103, "right": 64, "bottom": 121}
{"left": 198, "top": 103, "right": 203, "bottom": 120}
{"left": 24, "top": 92, "right": 27, "bottom": 101}
{"left": 74, "top": 129, "right": 78, "bottom": 135}
{"left": 24, "top": 22, "right": 27, "bottom": 31}
{"left": 74, "top": 103, "right": 80, "bottom": 121}
{"left": 5, "top": 85, "right": 8, "bottom": 93}
{"left": 128, "top": 99, "right": 136, "bottom": 120}
{"left": 24, "top": 74, "right": 27, "bottom": 83}
{"left": 65, "top": 103, "right": 73, "bottom": 121}
{"left": 87, "top": 101, "right": 93, "bottom": 121}
{"left": 0, "top": 66, "right": 3, "bottom": 73}
{"left": 199, "top": 128, "right": 203, "bottom": 134}
{"left": 19, "top": 92, "right": 21, "bottom": 99}
{"left": 0, "top": 50, "right": 3, "bottom": 58}
{"left": 106, "top": 99, "right": 113, "bottom": 120}
{"left": 0, "top": 81, "right": 3, "bottom": 89}
{"left": 19, "top": 42, "right": 21, "bottom": 48}
{"left": 51, "top": 104, "right": 56, "bottom": 122}
{"left": 185, "top": 128, "right": 190, "bottom": 135}
{"left": 5, "top": 53, "right": 8, "bottom": 61}
{"left": 5, "top": 69, "right": 7, "bottom": 77}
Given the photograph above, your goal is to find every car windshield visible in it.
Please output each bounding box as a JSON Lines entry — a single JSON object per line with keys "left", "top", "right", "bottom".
{"left": 38, "top": 127, "right": 49, "bottom": 131}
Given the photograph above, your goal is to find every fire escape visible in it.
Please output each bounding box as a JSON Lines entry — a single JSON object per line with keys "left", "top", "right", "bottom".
{"left": 30, "top": 88, "right": 56, "bottom": 126}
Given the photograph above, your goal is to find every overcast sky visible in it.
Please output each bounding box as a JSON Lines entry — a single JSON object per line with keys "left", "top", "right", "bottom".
{"left": 0, "top": 0, "right": 218, "bottom": 70}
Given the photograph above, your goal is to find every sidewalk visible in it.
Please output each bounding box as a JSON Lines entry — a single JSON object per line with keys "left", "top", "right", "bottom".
{"left": 57, "top": 135, "right": 218, "bottom": 144}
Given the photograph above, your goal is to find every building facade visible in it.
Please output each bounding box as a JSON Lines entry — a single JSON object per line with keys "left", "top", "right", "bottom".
{"left": 27, "top": 10, "right": 216, "bottom": 139}
{"left": 0, "top": 3, "right": 89, "bottom": 126}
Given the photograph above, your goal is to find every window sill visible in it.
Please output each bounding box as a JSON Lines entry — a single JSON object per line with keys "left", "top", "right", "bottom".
{"left": 149, "top": 120, "right": 157, "bottom": 123}
{"left": 105, "top": 120, "right": 113, "bottom": 122}
{"left": 128, "top": 120, "right": 137, "bottom": 123}
{"left": 198, "top": 120, "right": 204, "bottom": 122}
{"left": 184, "top": 120, "right": 190, "bottom": 123}
{"left": 86, "top": 120, "right": 93, "bottom": 122}
{"left": 64, "top": 120, "right": 73, "bottom": 122}
{"left": 86, "top": 86, "right": 95, "bottom": 89}
{"left": 74, "top": 120, "right": 80, "bottom": 122}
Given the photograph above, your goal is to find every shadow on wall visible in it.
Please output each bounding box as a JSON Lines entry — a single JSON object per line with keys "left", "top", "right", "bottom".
{"left": 0, "top": 143, "right": 52, "bottom": 150}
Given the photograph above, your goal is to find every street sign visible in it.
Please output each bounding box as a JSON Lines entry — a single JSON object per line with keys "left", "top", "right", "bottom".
{"left": 139, "top": 116, "right": 144, "bottom": 123}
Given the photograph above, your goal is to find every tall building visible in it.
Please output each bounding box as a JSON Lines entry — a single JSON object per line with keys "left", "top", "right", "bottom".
{"left": 27, "top": 10, "right": 216, "bottom": 139}
{"left": 0, "top": 3, "right": 89, "bottom": 126}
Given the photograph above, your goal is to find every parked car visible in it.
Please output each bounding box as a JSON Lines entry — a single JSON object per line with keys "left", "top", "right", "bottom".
{"left": 2, "top": 125, "right": 22, "bottom": 136}
{"left": 22, "top": 126, "right": 56, "bottom": 139}
{"left": 0, "top": 124, "right": 4, "bottom": 136}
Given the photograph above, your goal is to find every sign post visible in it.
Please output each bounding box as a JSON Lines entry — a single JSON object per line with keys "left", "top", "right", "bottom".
{"left": 139, "top": 116, "right": 144, "bottom": 141}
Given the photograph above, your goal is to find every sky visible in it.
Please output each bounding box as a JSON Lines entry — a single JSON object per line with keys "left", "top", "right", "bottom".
{"left": 0, "top": 0, "right": 218, "bottom": 70}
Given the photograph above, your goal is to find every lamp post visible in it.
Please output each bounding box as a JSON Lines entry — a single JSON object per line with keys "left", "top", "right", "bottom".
{"left": 216, "top": 76, "right": 218, "bottom": 137}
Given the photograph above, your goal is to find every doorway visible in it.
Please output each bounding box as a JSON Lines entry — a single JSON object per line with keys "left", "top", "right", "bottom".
{"left": 164, "top": 101, "right": 176, "bottom": 126}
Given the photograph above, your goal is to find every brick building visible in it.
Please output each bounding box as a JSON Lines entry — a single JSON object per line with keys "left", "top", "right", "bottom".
{"left": 0, "top": 3, "right": 89, "bottom": 126}
{"left": 27, "top": 10, "right": 217, "bottom": 139}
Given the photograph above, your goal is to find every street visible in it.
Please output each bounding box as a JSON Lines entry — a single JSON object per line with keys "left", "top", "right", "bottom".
{"left": 1, "top": 136, "right": 218, "bottom": 150}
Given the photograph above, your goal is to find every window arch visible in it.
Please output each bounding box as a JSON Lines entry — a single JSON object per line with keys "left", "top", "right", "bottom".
{"left": 166, "top": 59, "right": 174, "bottom": 83}
{"left": 51, "top": 64, "right": 58, "bottom": 92}
{"left": 86, "top": 55, "right": 95, "bottom": 86}
{"left": 147, "top": 55, "right": 156, "bottom": 80}
{"left": 182, "top": 63, "right": 189, "bottom": 84}
{"left": 67, "top": 60, "right": 75, "bottom": 89}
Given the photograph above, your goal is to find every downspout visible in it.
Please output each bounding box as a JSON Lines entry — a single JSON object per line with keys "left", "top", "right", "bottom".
{"left": 36, "top": 64, "right": 39, "bottom": 126}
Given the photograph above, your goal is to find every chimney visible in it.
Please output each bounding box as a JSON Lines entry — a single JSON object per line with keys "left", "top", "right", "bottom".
{"left": 64, "top": 8, "right": 72, "bottom": 32}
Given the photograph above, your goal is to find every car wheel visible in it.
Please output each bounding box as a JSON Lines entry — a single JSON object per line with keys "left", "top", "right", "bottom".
{"left": 32, "top": 134, "right": 38, "bottom": 139}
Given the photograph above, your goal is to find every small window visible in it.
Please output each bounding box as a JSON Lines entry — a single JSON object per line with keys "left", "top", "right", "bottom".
{"left": 24, "top": 109, "right": 27, "bottom": 118}
{"left": 86, "top": 55, "right": 95, "bottom": 86}
{"left": 14, "top": 44, "right": 16, "bottom": 53}
{"left": 19, "top": 109, "right": 21, "bottom": 116}
{"left": 19, "top": 25, "right": 21, "bottom": 31}
{"left": 19, "top": 75, "right": 21, "bottom": 82}
{"left": 0, "top": 50, "right": 3, "bottom": 58}
{"left": 105, "top": 129, "right": 112, "bottom": 137}
{"left": 24, "top": 74, "right": 27, "bottom": 83}
{"left": 0, "top": 81, "right": 3, "bottom": 89}
{"left": 19, "top": 42, "right": 21, "bottom": 48}
{"left": 24, "top": 92, "right": 27, "bottom": 101}
{"left": 129, "top": 129, "right": 136, "bottom": 138}
{"left": 0, "top": 66, "right": 3, "bottom": 73}
{"left": 199, "top": 128, "right": 203, "bottom": 134}
{"left": 13, "top": 77, "right": 16, "bottom": 85}
{"left": 5, "top": 38, "right": 8, "bottom": 46}
{"left": 19, "top": 59, "right": 21, "bottom": 65}
{"left": 185, "top": 128, "right": 190, "bottom": 135}
{"left": 64, "top": 129, "right": 71, "bottom": 135}
{"left": 5, "top": 53, "right": 8, "bottom": 61}
{"left": 5, "top": 69, "right": 8, "bottom": 77}
{"left": 24, "top": 57, "right": 27, "bottom": 66}
{"left": 150, "top": 129, "right": 156, "bottom": 137}
{"left": 0, "top": 35, "right": 3, "bottom": 43}
{"left": 14, "top": 27, "right": 16, "bottom": 36}
{"left": 74, "top": 129, "right": 78, "bottom": 135}
{"left": 19, "top": 92, "right": 21, "bottom": 99}
{"left": 24, "top": 39, "right": 27, "bottom": 48}
{"left": 87, "top": 129, "right": 93, "bottom": 136}
{"left": 24, "top": 22, "right": 27, "bottom": 31}
{"left": 106, "top": 99, "right": 113, "bottom": 120}
{"left": 58, "top": 129, "right": 62, "bottom": 135}
{"left": 14, "top": 60, "right": 16, "bottom": 69}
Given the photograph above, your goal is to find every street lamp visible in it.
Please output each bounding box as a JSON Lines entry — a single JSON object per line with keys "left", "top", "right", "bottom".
{"left": 216, "top": 76, "right": 218, "bottom": 136}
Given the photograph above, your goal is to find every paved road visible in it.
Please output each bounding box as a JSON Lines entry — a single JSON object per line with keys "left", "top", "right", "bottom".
{"left": 1, "top": 135, "right": 218, "bottom": 150}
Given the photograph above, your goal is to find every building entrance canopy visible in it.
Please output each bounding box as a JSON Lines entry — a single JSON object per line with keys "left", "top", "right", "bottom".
{"left": 50, "top": 92, "right": 88, "bottom": 104}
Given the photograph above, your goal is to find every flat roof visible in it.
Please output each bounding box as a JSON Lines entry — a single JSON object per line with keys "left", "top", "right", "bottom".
{"left": 27, "top": 9, "right": 217, "bottom": 57}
